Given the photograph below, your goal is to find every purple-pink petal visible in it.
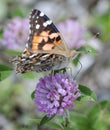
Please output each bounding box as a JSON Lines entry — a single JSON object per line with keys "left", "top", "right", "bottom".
{"left": 1, "top": 17, "right": 29, "bottom": 50}
{"left": 57, "top": 19, "right": 85, "bottom": 49}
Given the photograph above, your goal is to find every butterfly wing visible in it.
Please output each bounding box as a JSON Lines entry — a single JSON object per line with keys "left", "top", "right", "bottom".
{"left": 26, "top": 9, "right": 66, "bottom": 54}
{"left": 11, "top": 9, "right": 78, "bottom": 73}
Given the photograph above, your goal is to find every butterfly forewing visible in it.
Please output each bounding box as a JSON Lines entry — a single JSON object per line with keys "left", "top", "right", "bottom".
{"left": 27, "top": 9, "right": 65, "bottom": 53}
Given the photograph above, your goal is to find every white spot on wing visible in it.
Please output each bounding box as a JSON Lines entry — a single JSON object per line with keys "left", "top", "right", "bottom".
{"left": 22, "top": 53, "right": 26, "bottom": 57}
{"left": 27, "top": 37, "right": 29, "bottom": 40}
{"left": 43, "top": 22, "right": 48, "bottom": 27}
{"left": 29, "top": 15, "right": 31, "bottom": 19}
{"left": 43, "top": 20, "right": 52, "bottom": 27}
{"left": 47, "top": 20, "right": 52, "bottom": 25}
{"left": 32, "top": 15, "right": 35, "bottom": 19}
{"left": 40, "top": 12, "right": 44, "bottom": 16}
{"left": 34, "top": 62, "right": 40, "bottom": 65}
{"left": 21, "top": 59, "right": 25, "bottom": 61}
{"left": 29, "top": 30, "right": 31, "bottom": 34}
{"left": 25, "top": 43, "right": 28, "bottom": 48}
{"left": 29, "top": 24, "right": 31, "bottom": 29}
{"left": 36, "top": 24, "right": 40, "bottom": 29}
{"left": 29, "top": 54, "right": 37, "bottom": 58}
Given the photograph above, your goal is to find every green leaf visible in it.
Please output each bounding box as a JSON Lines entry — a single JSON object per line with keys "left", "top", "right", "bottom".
{"left": 70, "top": 112, "right": 89, "bottom": 130}
{"left": 64, "top": 128, "right": 75, "bottom": 130}
{"left": 46, "top": 122, "right": 62, "bottom": 130}
{"left": 73, "top": 54, "right": 81, "bottom": 66}
{"left": 99, "top": 100, "right": 110, "bottom": 121}
{"left": 54, "top": 68, "right": 66, "bottom": 74}
{"left": 39, "top": 115, "right": 55, "bottom": 126}
{"left": 30, "top": 117, "right": 62, "bottom": 129}
{"left": 12, "top": 8, "right": 25, "bottom": 17}
{"left": 77, "top": 95, "right": 94, "bottom": 102}
{"left": 78, "top": 84, "right": 97, "bottom": 101}
{"left": 99, "top": 100, "right": 110, "bottom": 110}
{"left": 94, "top": 120, "right": 108, "bottom": 130}
{"left": 81, "top": 45, "right": 97, "bottom": 55}
{"left": 31, "top": 90, "right": 35, "bottom": 100}
{"left": 0, "top": 29, "right": 3, "bottom": 38}
{"left": 21, "top": 72, "right": 36, "bottom": 79}
{"left": 6, "top": 49, "right": 21, "bottom": 56}
{"left": 30, "top": 118, "right": 41, "bottom": 124}
{"left": 87, "top": 104, "right": 100, "bottom": 124}
{"left": 0, "top": 64, "right": 13, "bottom": 81}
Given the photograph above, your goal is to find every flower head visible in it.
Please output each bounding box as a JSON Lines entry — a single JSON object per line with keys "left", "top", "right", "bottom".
{"left": 34, "top": 73, "right": 80, "bottom": 117}
{"left": 0, "top": 17, "right": 29, "bottom": 50}
{"left": 57, "top": 19, "right": 85, "bottom": 49}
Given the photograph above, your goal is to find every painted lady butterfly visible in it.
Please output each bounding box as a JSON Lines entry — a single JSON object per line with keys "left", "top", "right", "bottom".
{"left": 11, "top": 9, "right": 78, "bottom": 73}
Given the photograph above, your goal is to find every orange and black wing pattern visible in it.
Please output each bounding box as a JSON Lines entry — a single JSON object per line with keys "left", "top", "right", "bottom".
{"left": 27, "top": 9, "right": 63, "bottom": 53}
{"left": 11, "top": 9, "right": 69, "bottom": 73}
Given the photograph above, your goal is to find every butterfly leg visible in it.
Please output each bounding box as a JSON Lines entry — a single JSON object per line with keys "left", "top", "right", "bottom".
{"left": 50, "top": 69, "right": 54, "bottom": 75}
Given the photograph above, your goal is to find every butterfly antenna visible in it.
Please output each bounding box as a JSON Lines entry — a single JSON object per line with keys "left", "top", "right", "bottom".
{"left": 96, "top": 32, "right": 100, "bottom": 38}
{"left": 87, "top": 32, "right": 101, "bottom": 43}
{"left": 74, "top": 60, "right": 82, "bottom": 80}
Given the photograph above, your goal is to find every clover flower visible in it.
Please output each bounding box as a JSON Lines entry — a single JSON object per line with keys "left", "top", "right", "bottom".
{"left": 57, "top": 19, "right": 85, "bottom": 49}
{"left": 0, "top": 17, "right": 29, "bottom": 50}
{"left": 34, "top": 73, "right": 80, "bottom": 117}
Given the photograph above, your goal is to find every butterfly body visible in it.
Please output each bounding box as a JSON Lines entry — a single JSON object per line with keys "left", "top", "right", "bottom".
{"left": 11, "top": 9, "right": 78, "bottom": 73}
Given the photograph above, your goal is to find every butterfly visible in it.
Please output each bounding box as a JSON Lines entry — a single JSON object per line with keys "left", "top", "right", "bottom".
{"left": 11, "top": 9, "right": 78, "bottom": 73}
